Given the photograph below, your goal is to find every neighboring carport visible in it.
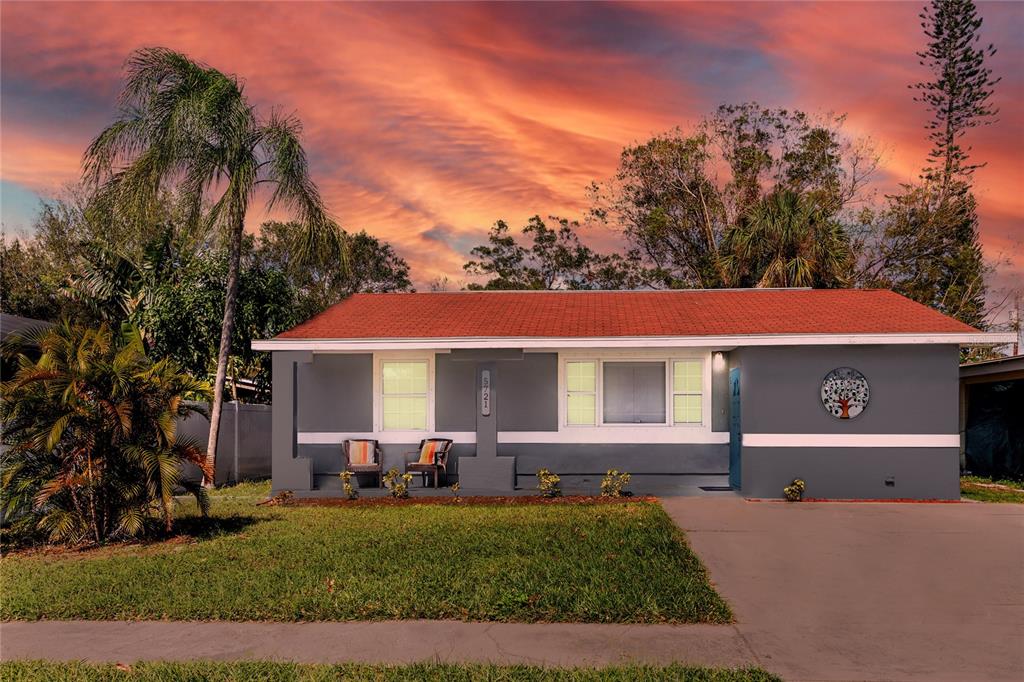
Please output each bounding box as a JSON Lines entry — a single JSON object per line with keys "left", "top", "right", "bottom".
{"left": 960, "top": 354, "right": 1024, "bottom": 480}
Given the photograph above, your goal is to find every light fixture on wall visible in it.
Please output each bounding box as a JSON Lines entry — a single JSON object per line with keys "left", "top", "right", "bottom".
{"left": 713, "top": 352, "right": 726, "bottom": 372}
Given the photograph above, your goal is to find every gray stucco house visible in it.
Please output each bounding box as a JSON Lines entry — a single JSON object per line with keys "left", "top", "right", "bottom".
{"left": 252, "top": 289, "right": 1012, "bottom": 500}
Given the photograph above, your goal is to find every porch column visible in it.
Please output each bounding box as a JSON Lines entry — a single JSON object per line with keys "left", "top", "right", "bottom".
{"left": 457, "top": 359, "right": 516, "bottom": 491}
{"left": 270, "top": 350, "right": 313, "bottom": 492}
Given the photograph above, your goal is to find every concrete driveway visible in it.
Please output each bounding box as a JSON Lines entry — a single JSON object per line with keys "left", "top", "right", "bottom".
{"left": 660, "top": 497, "right": 1024, "bottom": 682}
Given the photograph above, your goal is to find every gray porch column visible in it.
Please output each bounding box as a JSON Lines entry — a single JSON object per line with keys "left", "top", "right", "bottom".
{"left": 271, "top": 350, "right": 313, "bottom": 493}
{"left": 457, "top": 360, "right": 516, "bottom": 490}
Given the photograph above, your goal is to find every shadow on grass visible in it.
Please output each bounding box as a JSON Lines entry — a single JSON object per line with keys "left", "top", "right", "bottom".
{"left": 168, "top": 513, "right": 269, "bottom": 541}
{"left": 1, "top": 514, "right": 273, "bottom": 557}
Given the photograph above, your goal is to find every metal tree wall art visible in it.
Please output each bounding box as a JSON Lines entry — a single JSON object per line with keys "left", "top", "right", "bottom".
{"left": 820, "top": 367, "right": 869, "bottom": 419}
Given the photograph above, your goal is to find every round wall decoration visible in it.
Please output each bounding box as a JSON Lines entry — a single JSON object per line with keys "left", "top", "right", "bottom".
{"left": 820, "top": 367, "right": 869, "bottom": 420}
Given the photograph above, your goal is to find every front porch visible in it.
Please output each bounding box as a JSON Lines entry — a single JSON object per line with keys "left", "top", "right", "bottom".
{"left": 270, "top": 345, "right": 735, "bottom": 497}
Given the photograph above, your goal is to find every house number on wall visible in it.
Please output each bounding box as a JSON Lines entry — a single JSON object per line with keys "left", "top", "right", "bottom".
{"left": 481, "top": 370, "right": 491, "bottom": 417}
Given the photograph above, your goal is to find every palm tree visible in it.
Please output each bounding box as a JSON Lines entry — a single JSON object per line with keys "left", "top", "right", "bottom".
{"left": 722, "top": 189, "right": 851, "bottom": 288}
{"left": 65, "top": 225, "right": 182, "bottom": 342}
{"left": 83, "top": 48, "right": 343, "bottom": 485}
{"left": 1, "top": 321, "right": 211, "bottom": 544}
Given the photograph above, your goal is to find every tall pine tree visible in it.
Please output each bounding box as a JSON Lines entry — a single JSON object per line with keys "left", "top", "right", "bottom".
{"left": 914, "top": 0, "right": 1000, "bottom": 192}
{"left": 895, "top": 0, "right": 998, "bottom": 328}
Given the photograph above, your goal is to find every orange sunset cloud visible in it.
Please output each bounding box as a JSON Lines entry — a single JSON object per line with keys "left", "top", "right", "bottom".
{"left": 2, "top": 1, "right": 1021, "bottom": 294}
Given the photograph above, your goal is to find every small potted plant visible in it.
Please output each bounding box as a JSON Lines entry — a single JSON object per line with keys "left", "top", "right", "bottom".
{"left": 783, "top": 478, "right": 806, "bottom": 501}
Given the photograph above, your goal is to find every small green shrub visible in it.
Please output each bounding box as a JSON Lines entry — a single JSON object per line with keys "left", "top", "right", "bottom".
{"left": 537, "top": 468, "right": 562, "bottom": 497}
{"left": 600, "top": 469, "right": 632, "bottom": 497}
{"left": 783, "top": 478, "right": 806, "bottom": 501}
{"left": 383, "top": 468, "right": 413, "bottom": 499}
{"left": 339, "top": 471, "right": 358, "bottom": 500}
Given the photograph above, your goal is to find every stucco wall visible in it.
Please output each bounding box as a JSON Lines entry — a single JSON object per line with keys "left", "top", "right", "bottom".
{"left": 296, "top": 354, "right": 372, "bottom": 432}
{"left": 734, "top": 344, "right": 961, "bottom": 500}
{"left": 497, "top": 353, "right": 559, "bottom": 431}
{"left": 736, "top": 345, "right": 959, "bottom": 434}
{"left": 741, "top": 447, "right": 960, "bottom": 499}
{"left": 435, "top": 353, "right": 476, "bottom": 432}
{"left": 434, "top": 352, "right": 557, "bottom": 432}
{"left": 506, "top": 443, "right": 728, "bottom": 476}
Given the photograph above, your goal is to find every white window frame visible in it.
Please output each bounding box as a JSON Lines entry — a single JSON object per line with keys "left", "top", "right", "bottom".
{"left": 557, "top": 350, "right": 712, "bottom": 437}
{"left": 565, "top": 359, "right": 599, "bottom": 426}
{"left": 671, "top": 359, "right": 704, "bottom": 425}
{"left": 373, "top": 352, "right": 435, "bottom": 436}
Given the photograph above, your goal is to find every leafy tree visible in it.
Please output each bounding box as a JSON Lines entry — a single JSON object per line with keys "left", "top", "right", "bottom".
{"left": 255, "top": 221, "right": 411, "bottom": 321}
{"left": 723, "top": 189, "right": 852, "bottom": 288}
{"left": 0, "top": 239, "right": 65, "bottom": 321}
{"left": 1, "top": 322, "right": 211, "bottom": 545}
{"left": 0, "top": 187, "right": 209, "bottom": 326}
{"left": 1, "top": 189, "right": 103, "bottom": 323}
{"left": 595, "top": 131, "right": 727, "bottom": 288}
{"left": 464, "top": 216, "right": 652, "bottom": 290}
{"left": 596, "top": 103, "right": 877, "bottom": 289}
{"left": 142, "top": 240, "right": 297, "bottom": 402}
{"left": 83, "top": 47, "right": 341, "bottom": 484}
{"left": 855, "top": 185, "right": 988, "bottom": 326}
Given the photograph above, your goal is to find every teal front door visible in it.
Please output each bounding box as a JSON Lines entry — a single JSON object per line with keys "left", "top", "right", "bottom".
{"left": 729, "top": 367, "right": 741, "bottom": 489}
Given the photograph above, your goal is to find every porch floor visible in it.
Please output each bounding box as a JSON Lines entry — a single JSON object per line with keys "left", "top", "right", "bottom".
{"left": 296, "top": 474, "right": 735, "bottom": 498}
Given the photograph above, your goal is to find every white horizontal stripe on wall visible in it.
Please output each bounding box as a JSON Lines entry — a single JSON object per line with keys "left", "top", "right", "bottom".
{"left": 297, "top": 430, "right": 731, "bottom": 445}
{"left": 498, "top": 430, "right": 730, "bottom": 444}
{"left": 742, "top": 433, "right": 960, "bottom": 448}
{"left": 298, "top": 432, "right": 476, "bottom": 445}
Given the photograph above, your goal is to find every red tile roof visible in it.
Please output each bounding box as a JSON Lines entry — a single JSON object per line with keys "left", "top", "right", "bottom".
{"left": 274, "top": 289, "right": 978, "bottom": 340}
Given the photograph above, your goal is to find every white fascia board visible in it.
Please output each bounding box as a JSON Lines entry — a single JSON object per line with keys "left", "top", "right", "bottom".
{"left": 251, "top": 331, "right": 1015, "bottom": 352}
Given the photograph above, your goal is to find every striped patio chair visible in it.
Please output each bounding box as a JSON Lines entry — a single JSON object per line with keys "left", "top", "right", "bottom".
{"left": 404, "top": 438, "right": 453, "bottom": 488}
{"left": 343, "top": 439, "right": 384, "bottom": 488}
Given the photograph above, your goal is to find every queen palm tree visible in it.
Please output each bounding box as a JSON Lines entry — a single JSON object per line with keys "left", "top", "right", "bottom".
{"left": 83, "top": 48, "right": 344, "bottom": 485}
{"left": 722, "top": 189, "right": 851, "bottom": 288}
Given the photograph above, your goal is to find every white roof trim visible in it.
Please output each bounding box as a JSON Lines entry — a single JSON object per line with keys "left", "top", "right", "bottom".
{"left": 252, "top": 331, "right": 1015, "bottom": 351}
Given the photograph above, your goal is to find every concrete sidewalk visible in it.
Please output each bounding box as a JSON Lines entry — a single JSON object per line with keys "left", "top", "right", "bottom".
{"left": 2, "top": 498, "right": 1022, "bottom": 681}
{"left": 0, "top": 620, "right": 755, "bottom": 668}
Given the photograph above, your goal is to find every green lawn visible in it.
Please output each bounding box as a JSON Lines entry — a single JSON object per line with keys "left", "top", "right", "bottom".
{"left": 0, "top": 483, "right": 730, "bottom": 623}
{"left": 960, "top": 476, "right": 1024, "bottom": 503}
{"left": 0, "top": 661, "right": 780, "bottom": 682}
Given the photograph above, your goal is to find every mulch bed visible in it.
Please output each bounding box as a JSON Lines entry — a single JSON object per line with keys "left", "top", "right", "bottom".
{"left": 278, "top": 494, "right": 656, "bottom": 508}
